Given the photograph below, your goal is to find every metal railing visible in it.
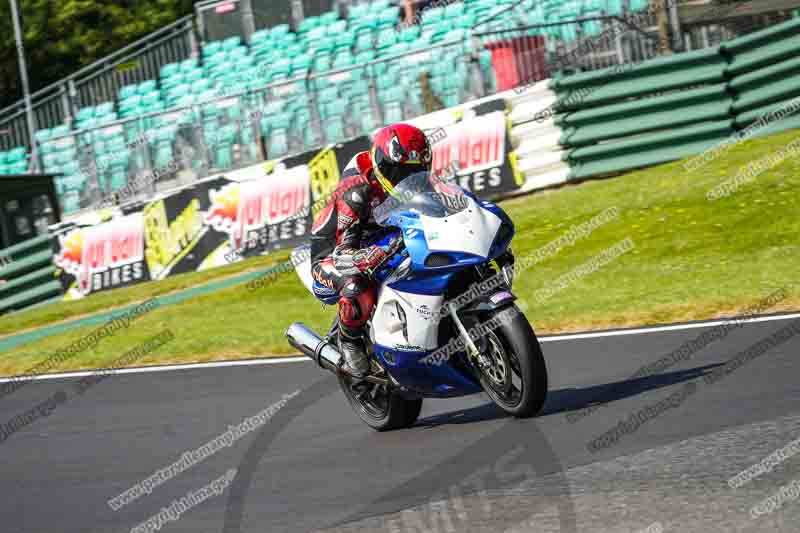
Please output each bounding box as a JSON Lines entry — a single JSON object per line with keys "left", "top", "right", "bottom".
{"left": 0, "top": 16, "right": 196, "bottom": 153}
{"left": 40, "top": 36, "right": 488, "bottom": 215}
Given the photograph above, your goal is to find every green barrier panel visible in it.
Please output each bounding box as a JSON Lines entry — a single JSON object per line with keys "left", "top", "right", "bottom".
{"left": 0, "top": 249, "right": 55, "bottom": 280}
{"left": 0, "top": 233, "right": 62, "bottom": 315}
{"left": 732, "top": 76, "right": 800, "bottom": 115}
{"left": 558, "top": 85, "right": 732, "bottom": 147}
{"left": 734, "top": 96, "right": 800, "bottom": 127}
{"left": 552, "top": 47, "right": 726, "bottom": 109}
{"left": 0, "top": 280, "right": 63, "bottom": 314}
{"left": 0, "top": 265, "right": 57, "bottom": 297}
{"left": 565, "top": 120, "right": 734, "bottom": 179}
{"left": 749, "top": 115, "right": 800, "bottom": 139}
{"left": 0, "top": 233, "right": 52, "bottom": 253}
{"left": 729, "top": 56, "right": 800, "bottom": 95}
{"left": 721, "top": 18, "right": 800, "bottom": 76}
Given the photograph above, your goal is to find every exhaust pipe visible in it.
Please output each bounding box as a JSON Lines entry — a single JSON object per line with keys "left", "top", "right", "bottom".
{"left": 286, "top": 322, "right": 342, "bottom": 373}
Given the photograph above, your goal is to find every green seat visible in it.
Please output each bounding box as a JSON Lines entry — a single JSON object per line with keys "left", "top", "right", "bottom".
{"left": 161, "top": 75, "right": 183, "bottom": 94}
{"left": 184, "top": 69, "right": 204, "bottom": 84}
{"left": 268, "top": 128, "right": 289, "bottom": 157}
{"left": 42, "top": 152, "right": 60, "bottom": 171}
{"left": 34, "top": 128, "right": 52, "bottom": 145}
{"left": 271, "top": 24, "right": 290, "bottom": 37}
{"left": 167, "top": 84, "right": 191, "bottom": 103}
{"left": 228, "top": 46, "right": 248, "bottom": 59}
{"left": 356, "top": 33, "right": 374, "bottom": 52}
{"left": 422, "top": 7, "right": 446, "bottom": 26}
{"left": 138, "top": 80, "right": 158, "bottom": 95}
{"left": 160, "top": 62, "right": 181, "bottom": 79}
{"left": 108, "top": 153, "right": 130, "bottom": 192}
{"left": 334, "top": 32, "right": 356, "bottom": 52}
{"left": 204, "top": 51, "right": 228, "bottom": 68}
{"left": 240, "top": 122, "right": 260, "bottom": 162}
{"left": 270, "top": 59, "right": 292, "bottom": 80}
{"left": 445, "top": 3, "right": 465, "bottom": 18}
{"left": 328, "top": 20, "right": 348, "bottom": 34}
{"left": 332, "top": 51, "right": 354, "bottom": 70}
{"left": 399, "top": 26, "right": 421, "bottom": 43}
{"left": 203, "top": 41, "right": 223, "bottom": 57}
{"left": 376, "top": 31, "right": 397, "bottom": 51}
{"left": 458, "top": 13, "right": 478, "bottom": 29}
{"left": 250, "top": 29, "right": 271, "bottom": 44}
{"left": 311, "top": 37, "right": 336, "bottom": 56}
{"left": 152, "top": 128, "right": 176, "bottom": 168}
{"left": 213, "top": 124, "right": 237, "bottom": 169}
{"left": 6, "top": 147, "right": 26, "bottom": 164}
{"left": 347, "top": 3, "right": 369, "bottom": 19}
{"left": 141, "top": 91, "right": 161, "bottom": 107}
{"left": 298, "top": 16, "right": 321, "bottom": 34}
{"left": 369, "top": 0, "right": 391, "bottom": 13}
{"left": 75, "top": 106, "right": 95, "bottom": 122}
{"left": 61, "top": 191, "right": 81, "bottom": 214}
{"left": 313, "top": 54, "right": 332, "bottom": 73}
{"left": 95, "top": 102, "right": 114, "bottom": 117}
{"left": 292, "top": 54, "right": 313, "bottom": 75}
{"left": 317, "top": 86, "right": 339, "bottom": 106}
{"left": 320, "top": 10, "right": 339, "bottom": 25}
{"left": 223, "top": 36, "right": 242, "bottom": 50}
{"left": 118, "top": 84, "right": 139, "bottom": 101}
{"left": 306, "top": 25, "right": 328, "bottom": 42}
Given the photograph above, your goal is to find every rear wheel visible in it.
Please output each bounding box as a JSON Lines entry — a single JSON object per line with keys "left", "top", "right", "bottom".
{"left": 470, "top": 305, "right": 547, "bottom": 418}
{"left": 339, "top": 374, "right": 423, "bottom": 431}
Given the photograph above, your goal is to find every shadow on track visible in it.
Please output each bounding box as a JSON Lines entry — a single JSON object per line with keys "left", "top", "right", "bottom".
{"left": 541, "top": 362, "right": 724, "bottom": 417}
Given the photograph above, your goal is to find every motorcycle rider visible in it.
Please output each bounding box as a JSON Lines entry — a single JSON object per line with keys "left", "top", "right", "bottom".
{"left": 310, "top": 123, "right": 433, "bottom": 377}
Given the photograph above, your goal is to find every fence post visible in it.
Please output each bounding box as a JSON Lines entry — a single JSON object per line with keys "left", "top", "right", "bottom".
{"left": 186, "top": 18, "right": 200, "bottom": 59}
{"left": 66, "top": 79, "right": 79, "bottom": 129}
{"left": 368, "top": 69, "right": 384, "bottom": 128}
{"left": 240, "top": 0, "right": 256, "bottom": 44}
{"left": 291, "top": 0, "right": 305, "bottom": 29}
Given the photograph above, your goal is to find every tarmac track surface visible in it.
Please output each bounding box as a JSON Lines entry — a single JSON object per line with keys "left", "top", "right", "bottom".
{"left": 1, "top": 314, "right": 799, "bottom": 533}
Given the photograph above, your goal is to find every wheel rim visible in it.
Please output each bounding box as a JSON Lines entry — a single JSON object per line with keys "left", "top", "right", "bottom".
{"left": 480, "top": 331, "right": 524, "bottom": 409}
{"left": 345, "top": 378, "right": 390, "bottom": 421}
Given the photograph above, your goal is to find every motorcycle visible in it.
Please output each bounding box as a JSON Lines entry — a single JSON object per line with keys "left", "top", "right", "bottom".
{"left": 286, "top": 171, "right": 548, "bottom": 431}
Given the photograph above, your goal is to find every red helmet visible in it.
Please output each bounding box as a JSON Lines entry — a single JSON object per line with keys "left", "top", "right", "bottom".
{"left": 371, "top": 123, "right": 432, "bottom": 194}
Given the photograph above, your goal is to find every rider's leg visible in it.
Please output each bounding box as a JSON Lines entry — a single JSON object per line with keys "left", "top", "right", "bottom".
{"left": 311, "top": 259, "right": 376, "bottom": 377}
{"left": 337, "top": 275, "right": 377, "bottom": 377}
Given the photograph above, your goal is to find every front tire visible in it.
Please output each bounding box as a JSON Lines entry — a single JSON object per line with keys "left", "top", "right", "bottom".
{"left": 472, "top": 305, "right": 547, "bottom": 418}
{"left": 338, "top": 375, "right": 423, "bottom": 431}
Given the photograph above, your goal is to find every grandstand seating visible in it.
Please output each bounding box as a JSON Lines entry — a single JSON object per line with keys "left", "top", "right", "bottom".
{"left": 26, "top": 0, "right": 654, "bottom": 215}
{"left": 0, "top": 147, "right": 29, "bottom": 175}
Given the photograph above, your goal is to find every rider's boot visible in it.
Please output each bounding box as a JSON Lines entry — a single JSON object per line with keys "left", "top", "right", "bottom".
{"left": 338, "top": 323, "right": 370, "bottom": 378}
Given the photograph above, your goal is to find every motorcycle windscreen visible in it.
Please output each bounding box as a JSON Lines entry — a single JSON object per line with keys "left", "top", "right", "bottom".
{"left": 419, "top": 198, "right": 501, "bottom": 258}
{"left": 374, "top": 171, "right": 501, "bottom": 259}
{"left": 374, "top": 171, "right": 470, "bottom": 224}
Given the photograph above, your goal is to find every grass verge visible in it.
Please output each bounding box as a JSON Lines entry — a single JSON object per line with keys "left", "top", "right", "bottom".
{"left": 0, "top": 128, "right": 798, "bottom": 376}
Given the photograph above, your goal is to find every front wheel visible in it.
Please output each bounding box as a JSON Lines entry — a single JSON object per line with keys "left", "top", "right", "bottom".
{"left": 338, "top": 374, "right": 423, "bottom": 431}
{"left": 472, "top": 305, "right": 548, "bottom": 418}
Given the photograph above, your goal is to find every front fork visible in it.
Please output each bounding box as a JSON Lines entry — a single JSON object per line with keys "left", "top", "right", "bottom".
{"left": 448, "top": 304, "right": 493, "bottom": 371}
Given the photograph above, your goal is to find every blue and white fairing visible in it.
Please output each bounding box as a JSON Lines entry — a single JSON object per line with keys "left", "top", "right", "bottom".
{"left": 366, "top": 172, "right": 514, "bottom": 397}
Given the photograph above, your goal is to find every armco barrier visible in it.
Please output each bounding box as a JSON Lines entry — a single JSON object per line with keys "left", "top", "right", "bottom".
{"left": 724, "top": 18, "right": 800, "bottom": 137}
{"left": 550, "top": 47, "right": 728, "bottom": 110}
{"left": 552, "top": 47, "right": 732, "bottom": 180}
{"left": 0, "top": 234, "right": 63, "bottom": 315}
{"left": 547, "top": 17, "right": 800, "bottom": 180}
{"left": 557, "top": 84, "right": 732, "bottom": 148}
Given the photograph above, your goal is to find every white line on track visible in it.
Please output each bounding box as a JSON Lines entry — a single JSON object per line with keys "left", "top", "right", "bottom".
{"left": 1, "top": 312, "right": 798, "bottom": 384}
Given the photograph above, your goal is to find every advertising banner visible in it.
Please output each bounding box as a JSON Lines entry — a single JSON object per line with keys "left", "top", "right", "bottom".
{"left": 50, "top": 96, "right": 523, "bottom": 299}
{"left": 404, "top": 96, "right": 524, "bottom": 197}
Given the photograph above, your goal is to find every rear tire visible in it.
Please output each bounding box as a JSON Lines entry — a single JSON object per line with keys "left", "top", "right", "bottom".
{"left": 339, "top": 375, "right": 423, "bottom": 431}
{"left": 473, "top": 305, "right": 548, "bottom": 418}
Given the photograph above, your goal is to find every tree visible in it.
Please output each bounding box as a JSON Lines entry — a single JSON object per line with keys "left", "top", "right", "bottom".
{"left": 0, "top": 0, "right": 195, "bottom": 110}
